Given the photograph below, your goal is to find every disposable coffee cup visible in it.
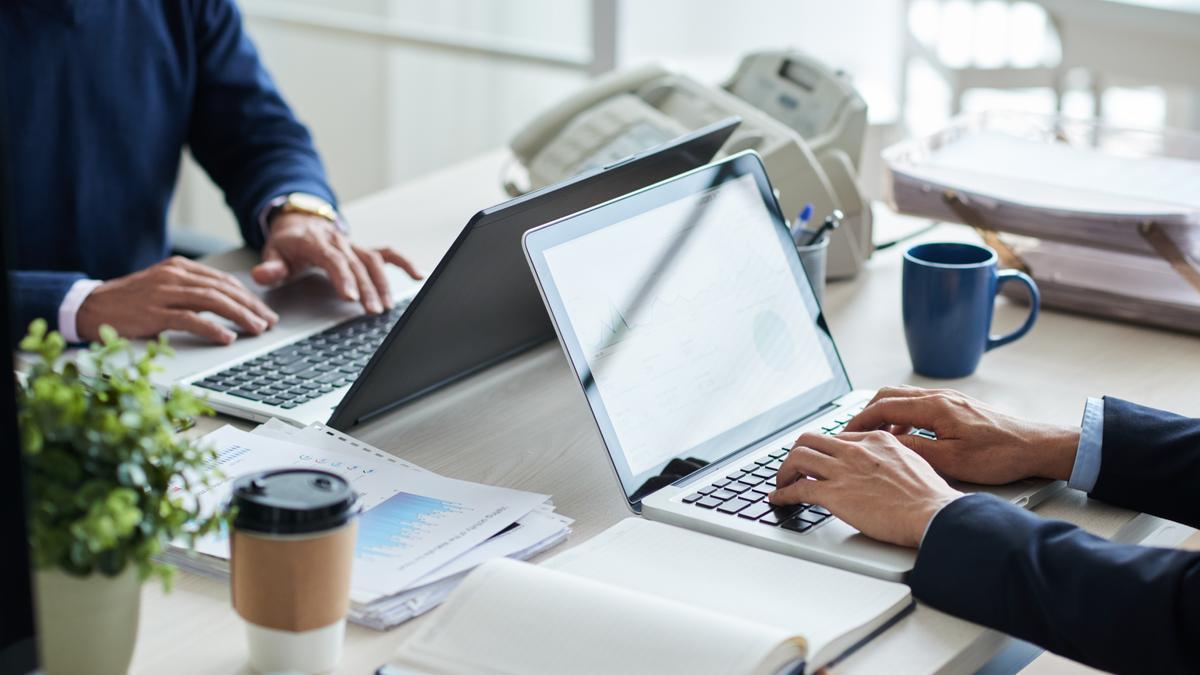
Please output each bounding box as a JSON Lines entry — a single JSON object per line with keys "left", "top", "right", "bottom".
{"left": 230, "top": 469, "right": 360, "bottom": 674}
{"left": 795, "top": 235, "right": 829, "bottom": 306}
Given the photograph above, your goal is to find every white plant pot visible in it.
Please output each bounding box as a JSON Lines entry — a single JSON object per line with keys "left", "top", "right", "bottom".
{"left": 34, "top": 566, "right": 143, "bottom": 675}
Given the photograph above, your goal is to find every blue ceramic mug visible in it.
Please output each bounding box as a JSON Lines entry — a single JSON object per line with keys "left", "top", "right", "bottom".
{"left": 902, "top": 242, "right": 1040, "bottom": 378}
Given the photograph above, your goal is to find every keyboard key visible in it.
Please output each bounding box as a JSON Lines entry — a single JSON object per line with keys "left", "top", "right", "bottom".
{"left": 738, "top": 502, "right": 774, "bottom": 520}
{"left": 766, "top": 459, "right": 784, "bottom": 471}
{"left": 696, "top": 497, "right": 723, "bottom": 509}
{"left": 797, "top": 510, "right": 827, "bottom": 525}
{"left": 750, "top": 485, "right": 772, "bottom": 497}
{"left": 725, "top": 471, "right": 745, "bottom": 481}
{"left": 770, "top": 449, "right": 789, "bottom": 459}
{"left": 725, "top": 481, "right": 753, "bottom": 495}
{"left": 738, "top": 474, "right": 765, "bottom": 487}
{"left": 682, "top": 492, "right": 705, "bottom": 504}
{"left": 263, "top": 397, "right": 285, "bottom": 407}
{"left": 716, "top": 498, "right": 752, "bottom": 514}
{"left": 781, "top": 517, "right": 813, "bottom": 533}
{"left": 711, "top": 479, "right": 731, "bottom": 489}
{"left": 316, "top": 372, "right": 344, "bottom": 384}
{"left": 759, "top": 505, "right": 801, "bottom": 525}
{"left": 752, "top": 467, "right": 775, "bottom": 479}
{"left": 739, "top": 463, "right": 759, "bottom": 473}
{"left": 280, "top": 361, "right": 312, "bottom": 375}
{"left": 274, "top": 352, "right": 306, "bottom": 366}
{"left": 710, "top": 490, "right": 737, "bottom": 501}
{"left": 281, "top": 402, "right": 298, "bottom": 409}
{"left": 810, "top": 505, "right": 832, "bottom": 517}
{"left": 698, "top": 485, "right": 716, "bottom": 495}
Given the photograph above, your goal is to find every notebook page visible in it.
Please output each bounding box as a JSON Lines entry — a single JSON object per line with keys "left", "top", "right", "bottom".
{"left": 392, "top": 558, "right": 803, "bottom": 675}
{"left": 543, "top": 519, "right": 911, "bottom": 669}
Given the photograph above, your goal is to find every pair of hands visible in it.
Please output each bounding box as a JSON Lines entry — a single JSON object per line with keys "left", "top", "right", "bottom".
{"left": 76, "top": 214, "right": 421, "bottom": 344}
{"left": 768, "top": 386, "right": 1081, "bottom": 548}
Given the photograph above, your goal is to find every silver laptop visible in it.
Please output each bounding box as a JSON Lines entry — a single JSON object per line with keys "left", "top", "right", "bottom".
{"left": 150, "top": 261, "right": 421, "bottom": 426}
{"left": 522, "top": 151, "right": 1063, "bottom": 580}
{"left": 149, "top": 121, "right": 740, "bottom": 428}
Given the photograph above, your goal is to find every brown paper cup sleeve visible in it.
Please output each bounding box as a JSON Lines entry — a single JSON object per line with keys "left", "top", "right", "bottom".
{"left": 231, "top": 521, "right": 357, "bottom": 632}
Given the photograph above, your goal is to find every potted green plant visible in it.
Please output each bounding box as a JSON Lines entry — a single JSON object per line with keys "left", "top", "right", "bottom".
{"left": 17, "top": 320, "right": 223, "bottom": 675}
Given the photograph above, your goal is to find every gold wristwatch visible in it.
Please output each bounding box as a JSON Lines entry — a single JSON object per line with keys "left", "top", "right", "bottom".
{"left": 269, "top": 192, "right": 340, "bottom": 226}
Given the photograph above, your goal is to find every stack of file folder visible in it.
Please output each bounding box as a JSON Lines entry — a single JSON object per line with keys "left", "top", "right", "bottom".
{"left": 162, "top": 421, "right": 572, "bottom": 629}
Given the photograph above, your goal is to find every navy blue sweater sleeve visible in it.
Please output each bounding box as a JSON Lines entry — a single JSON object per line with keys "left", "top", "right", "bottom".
{"left": 186, "top": 0, "right": 336, "bottom": 249}
{"left": 8, "top": 271, "right": 85, "bottom": 338}
{"left": 909, "top": 493, "right": 1200, "bottom": 674}
{"left": 1089, "top": 397, "right": 1200, "bottom": 528}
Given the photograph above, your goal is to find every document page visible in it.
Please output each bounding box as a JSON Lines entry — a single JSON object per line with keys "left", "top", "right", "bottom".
{"left": 908, "top": 132, "right": 1200, "bottom": 215}
{"left": 182, "top": 426, "right": 549, "bottom": 601}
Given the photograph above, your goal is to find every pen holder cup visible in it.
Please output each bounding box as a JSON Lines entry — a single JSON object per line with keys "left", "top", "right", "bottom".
{"left": 795, "top": 236, "right": 829, "bottom": 306}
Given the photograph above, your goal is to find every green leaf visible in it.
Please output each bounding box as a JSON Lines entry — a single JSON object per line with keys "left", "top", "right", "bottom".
{"left": 116, "top": 462, "right": 148, "bottom": 487}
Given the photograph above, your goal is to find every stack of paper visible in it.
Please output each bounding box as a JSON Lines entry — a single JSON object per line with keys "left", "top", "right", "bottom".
{"left": 884, "top": 118, "right": 1200, "bottom": 258}
{"left": 162, "top": 421, "right": 572, "bottom": 629}
{"left": 998, "top": 235, "right": 1200, "bottom": 335}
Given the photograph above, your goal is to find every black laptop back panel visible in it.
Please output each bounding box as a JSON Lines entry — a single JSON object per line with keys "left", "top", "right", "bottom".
{"left": 328, "top": 119, "right": 739, "bottom": 429}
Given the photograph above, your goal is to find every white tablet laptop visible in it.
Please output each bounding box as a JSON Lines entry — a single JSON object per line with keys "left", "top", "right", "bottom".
{"left": 522, "top": 151, "right": 1063, "bottom": 580}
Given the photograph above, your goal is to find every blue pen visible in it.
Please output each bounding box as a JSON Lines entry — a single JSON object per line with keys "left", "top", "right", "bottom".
{"left": 792, "top": 203, "right": 814, "bottom": 245}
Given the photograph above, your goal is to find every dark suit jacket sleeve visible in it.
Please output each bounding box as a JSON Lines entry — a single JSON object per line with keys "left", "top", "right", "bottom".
{"left": 1088, "top": 397, "right": 1200, "bottom": 528}
{"left": 186, "top": 0, "right": 337, "bottom": 249}
{"left": 7, "top": 270, "right": 86, "bottom": 339}
{"left": 909, "top": 493, "right": 1200, "bottom": 674}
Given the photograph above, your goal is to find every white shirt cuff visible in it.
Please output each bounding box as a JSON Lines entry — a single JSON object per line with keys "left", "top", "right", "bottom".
{"left": 1068, "top": 397, "right": 1105, "bottom": 492}
{"left": 58, "top": 279, "right": 103, "bottom": 344}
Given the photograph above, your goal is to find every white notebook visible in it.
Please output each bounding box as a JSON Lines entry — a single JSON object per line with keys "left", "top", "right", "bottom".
{"left": 385, "top": 519, "right": 912, "bottom": 675}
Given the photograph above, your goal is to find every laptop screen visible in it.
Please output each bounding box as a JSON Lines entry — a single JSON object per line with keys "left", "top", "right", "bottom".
{"left": 525, "top": 153, "right": 851, "bottom": 507}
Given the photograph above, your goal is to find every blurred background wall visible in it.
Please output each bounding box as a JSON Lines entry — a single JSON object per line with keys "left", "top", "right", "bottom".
{"left": 170, "top": 0, "right": 1200, "bottom": 245}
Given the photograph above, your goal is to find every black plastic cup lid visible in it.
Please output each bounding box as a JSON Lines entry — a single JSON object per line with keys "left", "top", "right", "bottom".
{"left": 231, "top": 469, "right": 360, "bottom": 535}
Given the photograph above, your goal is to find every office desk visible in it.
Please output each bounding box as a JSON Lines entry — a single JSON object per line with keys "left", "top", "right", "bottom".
{"left": 131, "top": 150, "right": 1200, "bottom": 675}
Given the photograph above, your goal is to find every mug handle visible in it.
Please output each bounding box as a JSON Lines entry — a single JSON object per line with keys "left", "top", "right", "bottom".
{"left": 986, "top": 270, "right": 1040, "bottom": 351}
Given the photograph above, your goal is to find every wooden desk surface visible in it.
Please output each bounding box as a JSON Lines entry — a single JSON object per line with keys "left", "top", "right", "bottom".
{"left": 131, "top": 151, "right": 1200, "bottom": 675}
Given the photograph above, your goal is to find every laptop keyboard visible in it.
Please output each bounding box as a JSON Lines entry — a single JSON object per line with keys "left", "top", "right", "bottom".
{"left": 191, "top": 300, "right": 410, "bottom": 410}
{"left": 681, "top": 405, "right": 864, "bottom": 533}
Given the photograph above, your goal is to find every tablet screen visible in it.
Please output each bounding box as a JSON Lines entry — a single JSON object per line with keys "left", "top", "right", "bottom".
{"left": 530, "top": 156, "right": 850, "bottom": 503}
